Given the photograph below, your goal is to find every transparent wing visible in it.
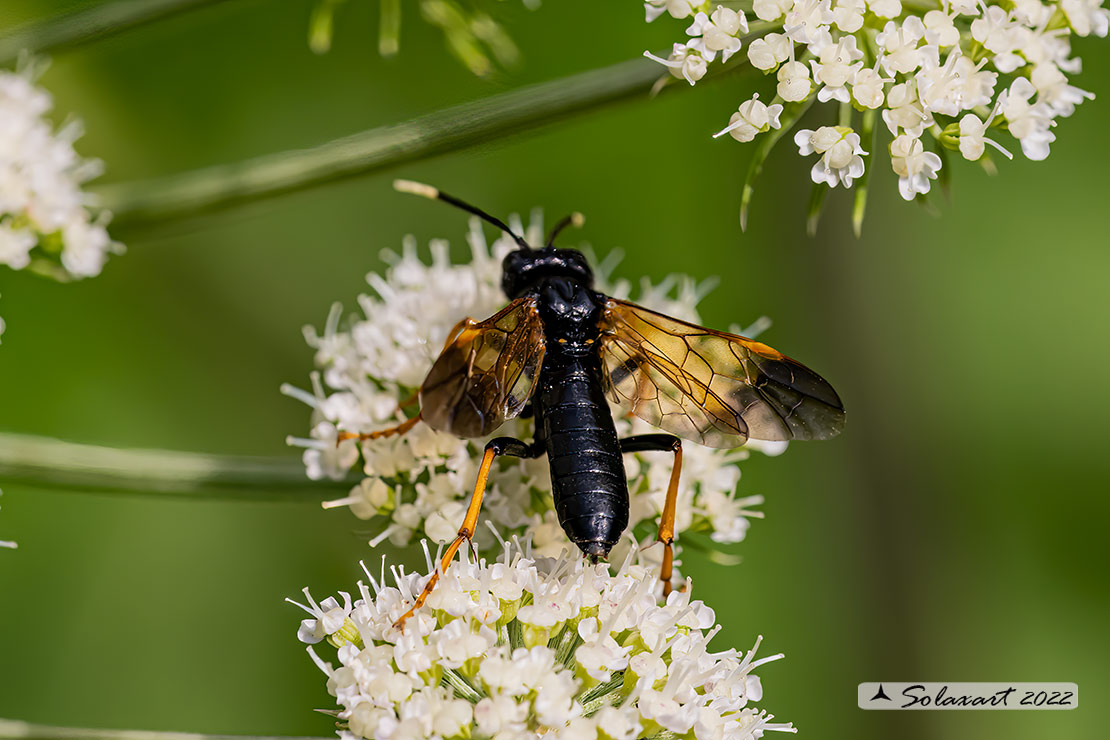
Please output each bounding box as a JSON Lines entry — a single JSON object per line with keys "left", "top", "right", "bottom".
{"left": 419, "top": 297, "right": 546, "bottom": 438}
{"left": 598, "top": 298, "right": 844, "bottom": 447}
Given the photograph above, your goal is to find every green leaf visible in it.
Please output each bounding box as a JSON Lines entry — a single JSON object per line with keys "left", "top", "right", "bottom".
{"left": 739, "top": 97, "right": 815, "bottom": 231}
{"left": 0, "top": 0, "right": 234, "bottom": 66}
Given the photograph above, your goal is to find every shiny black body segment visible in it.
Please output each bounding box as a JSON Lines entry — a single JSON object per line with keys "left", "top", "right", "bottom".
{"left": 528, "top": 275, "right": 628, "bottom": 558}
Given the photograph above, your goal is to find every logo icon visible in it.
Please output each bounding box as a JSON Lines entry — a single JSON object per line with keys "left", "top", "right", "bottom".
{"left": 870, "top": 684, "right": 892, "bottom": 702}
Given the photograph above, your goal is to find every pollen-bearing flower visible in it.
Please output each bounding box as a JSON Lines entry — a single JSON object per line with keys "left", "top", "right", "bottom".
{"left": 283, "top": 215, "right": 785, "bottom": 569}
{"left": 643, "top": 0, "right": 1105, "bottom": 226}
{"left": 0, "top": 64, "right": 121, "bottom": 340}
{"left": 290, "top": 539, "right": 795, "bottom": 740}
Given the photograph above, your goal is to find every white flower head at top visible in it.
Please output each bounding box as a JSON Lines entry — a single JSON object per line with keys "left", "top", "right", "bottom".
{"left": 640, "top": 0, "right": 1107, "bottom": 223}
{"left": 795, "top": 126, "right": 867, "bottom": 188}
{"left": 0, "top": 64, "right": 121, "bottom": 339}
{"left": 284, "top": 214, "right": 781, "bottom": 569}
{"left": 292, "top": 538, "right": 796, "bottom": 740}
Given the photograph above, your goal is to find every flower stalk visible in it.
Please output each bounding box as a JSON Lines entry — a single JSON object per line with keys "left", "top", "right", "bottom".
{"left": 0, "top": 720, "right": 329, "bottom": 740}
{"left": 0, "top": 432, "right": 352, "bottom": 498}
{"left": 96, "top": 50, "right": 757, "bottom": 227}
{"left": 0, "top": 0, "right": 238, "bottom": 66}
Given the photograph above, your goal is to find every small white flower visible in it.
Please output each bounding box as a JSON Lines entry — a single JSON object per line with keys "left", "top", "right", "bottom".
{"left": 851, "top": 64, "right": 893, "bottom": 109}
{"left": 645, "top": 0, "right": 701, "bottom": 23}
{"left": 971, "top": 5, "right": 1018, "bottom": 54}
{"left": 831, "top": 0, "right": 866, "bottom": 33}
{"left": 753, "top": 0, "right": 794, "bottom": 22}
{"left": 1003, "top": 77, "right": 1057, "bottom": 160}
{"left": 777, "top": 60, "right": 813, "bottom": 102}
{"left": 876, "top": 18, "right": 927, "bottom": 76}
{"left": 889, "top": 134, "right": 943, "bottom": 200}
{"left": 687, "top": 7, "right": 749, "bottom": 62}
{"left": 645, "top": 43, "right": 711, "bottom": 84}
{"left": 747, "top": 33, "right": 793, "bottom": 71}
{"left": 882, "top": 80, "right": 932, "bottom": 137}
{"left": 795, "top": 126, "right": 868, "bottom": 188}
{"left": 288, "top": 588, "right": 356, "bottom": 645}
{"left": 1061, "top": 0, "right": 1110, "bottom": 36}
{"left": 783, "top": 0, "right": 834, "bottom": 45}
{"left": 958, "top": 104, "right": 1014, "bottom": 161}
{"left": 809, "top": 32, "right": 864, "bottom": 102}
{"left": 714, "top": 95, "right": 783, "bottom": 142}
{"left": 1030, "top": 63, "right": 1095, "bottom": 117}
{"left": 0, "top": 225, "right": 36, "bottom": 270}
{"left": 868, "top": 0, "right": 903, "bottom": 18}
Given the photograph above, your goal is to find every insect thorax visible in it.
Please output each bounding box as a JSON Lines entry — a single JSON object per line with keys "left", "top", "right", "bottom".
{"left": 534, "top": 277, "right": 603, "bottom": 347}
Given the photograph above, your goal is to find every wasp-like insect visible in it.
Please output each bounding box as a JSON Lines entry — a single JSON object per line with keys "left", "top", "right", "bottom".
{"left": 345, "top": 181, "right": 846, "bottom": 628}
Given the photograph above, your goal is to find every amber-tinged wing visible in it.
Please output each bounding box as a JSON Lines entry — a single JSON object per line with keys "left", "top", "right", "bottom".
{"left": 419, "top": 297, "right": 546, "bottom": 438}
{"left": 598, "top": 298, "right": 844, "bottom": 447}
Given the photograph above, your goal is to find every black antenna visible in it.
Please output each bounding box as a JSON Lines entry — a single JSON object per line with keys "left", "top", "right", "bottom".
{"left": 394, "top": 180, "right": 532, "bottom": 251}
{"left": 545, "top": 212, "right": 585, "bottom": 248}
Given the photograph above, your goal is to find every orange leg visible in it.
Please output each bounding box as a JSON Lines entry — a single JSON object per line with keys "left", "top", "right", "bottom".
{"left": 619, "top": 434, "right": 683, "bottom": 596}
{"left": 393, "top": 436, "right": 538, "bottom": 630}
{"left": 657, "top": 444, "right": 683, "bottom": 597}
{"left": 337, "top": 413, "right": 421, "bottom": 445}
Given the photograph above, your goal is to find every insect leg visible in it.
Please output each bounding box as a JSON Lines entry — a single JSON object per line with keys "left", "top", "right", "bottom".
{"left": 619, "top": 434, "right": 683, "bottom": 597}
{"left": 336, "top": 413, "right": 421, "bottom": 444}
{"left": 393, "top": 435, "right": 541, "bottom": 630}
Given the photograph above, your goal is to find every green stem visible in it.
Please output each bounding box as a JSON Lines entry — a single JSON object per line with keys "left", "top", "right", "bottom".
{"left": 0, "top": 432, "right": 353, "bottom": 499}
{"left": 0, "top": 0, "right": 240, "bottom": 66}
{"left": 0, "top": 720, "right": 330, "bottom": 740}
{"left": 96, "top": 49, "right": 759, "bottom": 226}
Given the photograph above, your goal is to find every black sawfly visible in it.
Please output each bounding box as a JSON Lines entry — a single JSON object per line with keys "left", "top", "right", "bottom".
{"left": 343, "top": 180, "right": 846, "bottom": 628}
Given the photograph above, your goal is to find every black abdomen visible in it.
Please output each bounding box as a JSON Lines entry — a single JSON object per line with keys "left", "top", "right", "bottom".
{"left": 535, "top": 347, "right": 628, "bottom": 558}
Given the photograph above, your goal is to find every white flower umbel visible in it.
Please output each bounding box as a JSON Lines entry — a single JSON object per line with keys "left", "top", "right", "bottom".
{"left": 292, "top": 539, "right": 795, "bottom": 740}
{"left": 642, "top": 0, "right": 1105, "bottom": 216}
{"left": 0, "top": 64, "right": 121, "bottom": 339}
{"left": 284, "top": 215, "right": 785, "bottom": 566}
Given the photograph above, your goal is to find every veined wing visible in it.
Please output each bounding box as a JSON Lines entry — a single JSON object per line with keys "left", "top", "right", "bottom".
{"left": 419, "top": 297, "right": 546, "bottom": 438}
{"left": 598, "top": 298, "right": 844, "bottom": 447}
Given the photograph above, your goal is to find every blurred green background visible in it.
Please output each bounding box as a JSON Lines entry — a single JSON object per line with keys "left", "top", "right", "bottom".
{"left": 1, "top": 1, "right": 1106, "bottom": 739}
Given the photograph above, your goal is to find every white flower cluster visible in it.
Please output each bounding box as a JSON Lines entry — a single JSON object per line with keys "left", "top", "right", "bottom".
{"left": 0, "top": 66, "right": 120, "bottom": 340}
{"left": 284, "top": 215, "right": 785, "bottom": 567}
{"left": 291, "top": 539, "right": 795, "bottom": 740}
{"left": 644, "top": 0, "right": 1104, "bottom": 203}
